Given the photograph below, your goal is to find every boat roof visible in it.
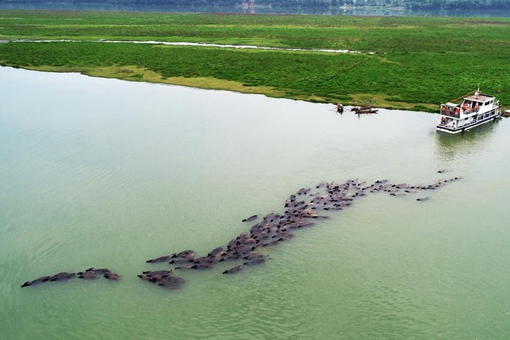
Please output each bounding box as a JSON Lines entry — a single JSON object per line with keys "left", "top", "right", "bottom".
{"left": 464, "top": 94, "right": 494, "bottom": 102}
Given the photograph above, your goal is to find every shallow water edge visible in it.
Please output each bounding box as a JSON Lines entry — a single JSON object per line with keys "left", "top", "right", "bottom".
{"left": 4, "top": 63, "right": 438, "bottom": 112}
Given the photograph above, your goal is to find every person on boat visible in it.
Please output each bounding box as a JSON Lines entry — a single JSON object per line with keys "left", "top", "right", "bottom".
{"left": 440, "top": 117, "right": 446, "bottom": 125}
{"left": 465, "top": 101, "right": 473, "bottom": 113}
{"left": 474, "top": 103, "right": 479, "bottom": 112}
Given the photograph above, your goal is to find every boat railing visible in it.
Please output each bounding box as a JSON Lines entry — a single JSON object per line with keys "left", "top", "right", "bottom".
{"left": 461, "top": 104, "right": 480, "bottom": 115}
{"left": 441, "top": 106, "right": 483, "bottom": 117}
{"left": 440, "top": 106, "right": 460, "bottom": 118}
{"left": 438, "top": 120, "right": 457, "bottom": 129}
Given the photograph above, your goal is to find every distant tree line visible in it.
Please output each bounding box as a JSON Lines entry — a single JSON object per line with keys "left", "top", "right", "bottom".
{"left": 1, "top": 0, "right": 509, "bottom": 10}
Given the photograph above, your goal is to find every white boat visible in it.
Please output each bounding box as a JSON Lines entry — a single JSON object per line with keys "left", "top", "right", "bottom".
{"left": 436, "top": 89, "right": 501, "bottom": 134}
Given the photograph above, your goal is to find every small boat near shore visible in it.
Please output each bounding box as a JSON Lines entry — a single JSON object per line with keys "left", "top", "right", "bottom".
{"left": 351, "top": 105, "right": 378, "bottom": 114}
{"left": 437, "top": 89, "right": 501, "bottom": 134}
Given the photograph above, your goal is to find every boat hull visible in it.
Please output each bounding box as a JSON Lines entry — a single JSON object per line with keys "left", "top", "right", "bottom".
{"left": 436, "top": 113, "right": 500, "bottom": 134}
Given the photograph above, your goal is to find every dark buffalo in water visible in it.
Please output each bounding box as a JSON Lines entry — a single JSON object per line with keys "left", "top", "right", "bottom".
{"left": 104, "top": 272, "right": 121, "bottom": 280}
{"left": 146, "top": 255, "right": 172, "bottom": 263}
{"left": 78, "top": 271, "right": 98, "bottom": 280}
{"left": 171, "top": 250, "right": 195, "bottom": 259}
{"left": 223, "top": 265, "right": 243, "bottom": 274}
{"left": 20, "top": 276, "right": 50, "bottom": 288}
{"left": 20, "top": 176, "right": 462, "bottom": 291}
{"left": 142, "top": 270, "right": 172, "bottom": 276}
{"left": 242, "top": 215, "right": 258, "bottom": 222}
{"left": 49, "top": 272, "right": 76, "bottom": 282}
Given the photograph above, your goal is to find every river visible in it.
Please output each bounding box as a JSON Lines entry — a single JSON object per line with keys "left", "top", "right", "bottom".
{"left": 1, "top": 3, "right": 510, "bottom": 17}
{"left": 1, "top": 66, "right": 510, "bottom": 339}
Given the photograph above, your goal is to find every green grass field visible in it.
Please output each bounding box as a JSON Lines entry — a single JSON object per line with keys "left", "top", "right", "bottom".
{"left": 1, "top": 10, "right": 509, "bottom": 111}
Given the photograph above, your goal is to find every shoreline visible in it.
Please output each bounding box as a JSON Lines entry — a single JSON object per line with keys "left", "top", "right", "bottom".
{"left": 8, "top": 64, "right": 440, "bottom": 113}
{"left": 1, "top": 11, "right": 509, "bottom": 114}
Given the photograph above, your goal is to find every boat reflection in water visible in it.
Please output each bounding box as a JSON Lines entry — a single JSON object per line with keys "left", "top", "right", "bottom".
{"left": 434, "top": 117, "right": 501, "bottom": 160}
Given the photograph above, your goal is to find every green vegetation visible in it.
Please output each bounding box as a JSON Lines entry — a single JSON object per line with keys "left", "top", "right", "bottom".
{"left": 1, "top": 10, "right": 509, "bottom": 111}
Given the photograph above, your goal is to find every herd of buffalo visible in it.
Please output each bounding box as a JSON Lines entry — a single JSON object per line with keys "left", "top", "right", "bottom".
{"left": 21, "top": 173, "right": 460, "bottom": 291}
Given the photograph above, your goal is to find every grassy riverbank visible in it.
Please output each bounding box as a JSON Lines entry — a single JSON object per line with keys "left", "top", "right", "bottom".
{"left": 1, "top": 10, "right": 510, "bottom": 111}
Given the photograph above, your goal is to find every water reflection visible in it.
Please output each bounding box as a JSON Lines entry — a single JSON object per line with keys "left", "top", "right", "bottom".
{"left": 434, "top": 119, "right": 500, "bottom": 160}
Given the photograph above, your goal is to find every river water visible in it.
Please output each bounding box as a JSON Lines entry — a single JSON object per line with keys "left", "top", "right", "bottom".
{"left": 1, "top": 3, "right": 510, "bottom": 17}
{"left": 1, "top": 66, "right": 510, "bottom": 339}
